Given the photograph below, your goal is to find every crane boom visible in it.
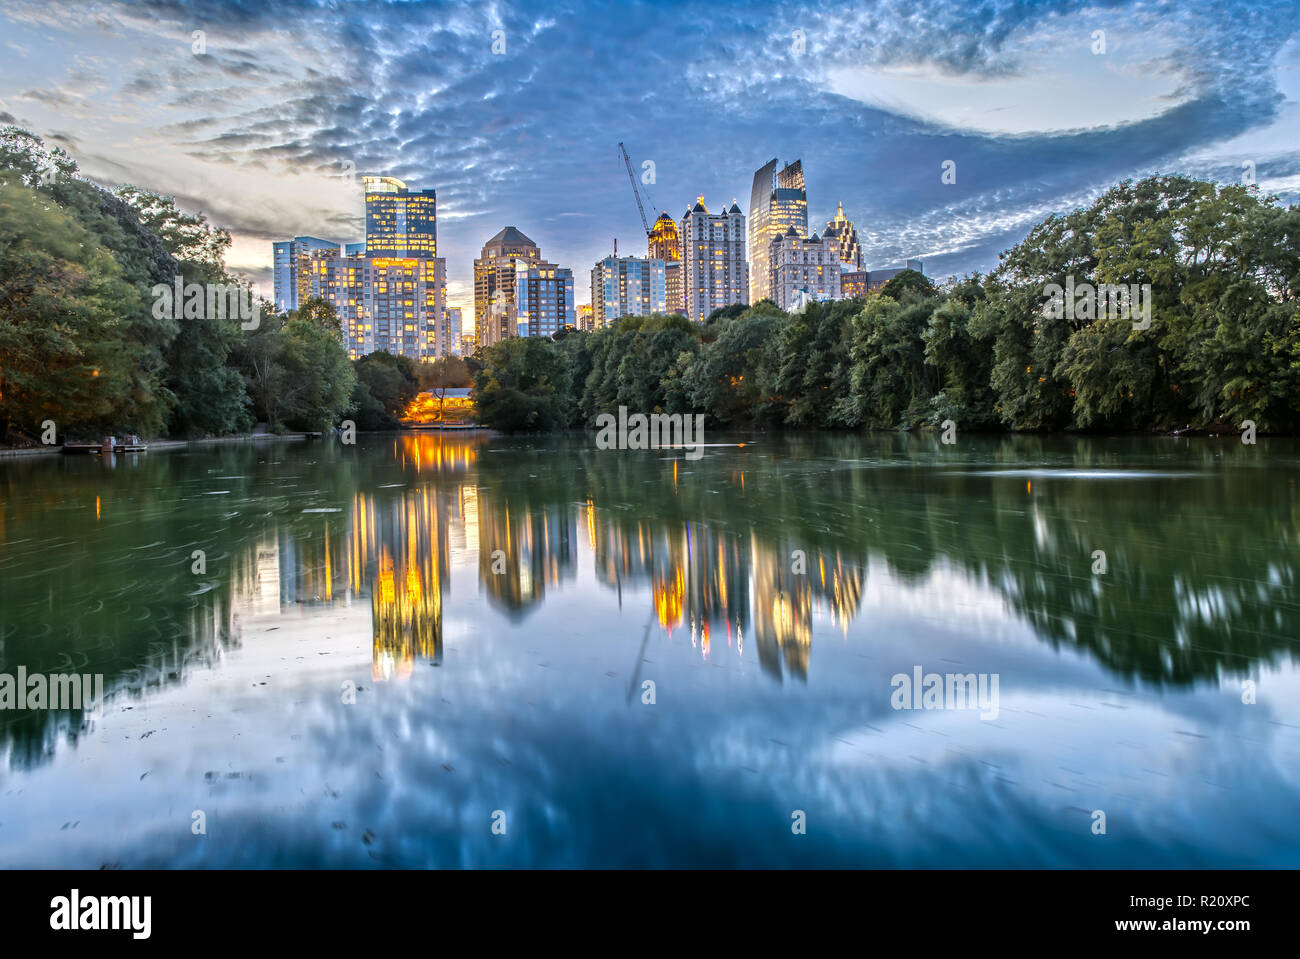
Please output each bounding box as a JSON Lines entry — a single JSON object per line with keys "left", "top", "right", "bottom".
{"left": 618, "top": 142, "right": 651, "bottom": 237}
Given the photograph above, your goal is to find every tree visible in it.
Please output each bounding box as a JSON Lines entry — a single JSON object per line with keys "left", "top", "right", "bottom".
{"left": 473, "top": 337, "right": 571, "bottom": 432}
{"left": 0, "top": 184, "right": 169, "bottom": 439}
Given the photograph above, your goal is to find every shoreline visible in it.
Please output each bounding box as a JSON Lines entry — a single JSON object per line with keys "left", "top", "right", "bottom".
{"left": 0, "top": 432, "right": 315, "bottom": 460}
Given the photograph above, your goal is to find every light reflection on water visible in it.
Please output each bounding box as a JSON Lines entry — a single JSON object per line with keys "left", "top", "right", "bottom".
{"left": 0, "top": 432, "right": 1298, "bottom": 867}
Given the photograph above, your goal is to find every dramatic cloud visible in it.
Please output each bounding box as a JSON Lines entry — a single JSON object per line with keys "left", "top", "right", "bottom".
{"left": 1, "top": 0, "right": 1297, "bottom": 311}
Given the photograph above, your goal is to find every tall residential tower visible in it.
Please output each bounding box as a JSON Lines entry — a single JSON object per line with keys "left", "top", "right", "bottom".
{"left": 680, "top": 197, "right": 747, "bottom": 323}
{"left": 747, "top": 159, "right": 807, "bottom": 305}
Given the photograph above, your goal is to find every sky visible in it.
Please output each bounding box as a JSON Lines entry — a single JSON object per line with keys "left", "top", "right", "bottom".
{"left": 1, "top": 0, "right": 1298, "bottom": 319}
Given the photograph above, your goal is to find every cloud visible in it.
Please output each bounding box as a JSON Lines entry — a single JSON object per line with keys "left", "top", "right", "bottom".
{"left": 0, "top": 0, "right": 1297, "bottom": 314}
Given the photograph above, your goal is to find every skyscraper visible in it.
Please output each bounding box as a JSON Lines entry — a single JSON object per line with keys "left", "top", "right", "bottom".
{"left": 748, "top": 158, "right": 808, "bottom": 304}
{"left": 769, "top": 227, "right": 840, "bottom": 311}
{"left": 591, "top": 256, "right": 667, "bottom": 326}
{"left": 305, "top": 249, "right": 447, "bottom": 360}
{"left": 648, "top": 212, "right": 682, "bottom": 314}
{"left": 474, "top": 227, "right": 542, "bottom": 347}
{"left": 680, "top": 196, "right": 748, "bottom": 323}
{"left": 273, "top": 236, "right": 339, "bottom": 312}
{"left": 823, "top": 202, "right": 863, "bottom": 271}
{"left": 273, "top": 175, "right": 448, "bottom": 361}
{"left": 363, "top": 175, "right": 437, "bottom": 258}
{"left": 446, "top": 308, "right": 463, "bottom": 354}
{"left": 515, "top": 264, "right": 575, "bottom": 338}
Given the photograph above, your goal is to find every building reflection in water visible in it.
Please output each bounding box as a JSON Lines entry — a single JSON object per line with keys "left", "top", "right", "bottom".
{"left": 247, "top": 431, "right": 867, "bottom": 684}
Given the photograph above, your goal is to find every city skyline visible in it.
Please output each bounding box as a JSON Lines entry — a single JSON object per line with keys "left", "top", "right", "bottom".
{"left": 2, "top": 0, "right": 1296, "bottom": 321}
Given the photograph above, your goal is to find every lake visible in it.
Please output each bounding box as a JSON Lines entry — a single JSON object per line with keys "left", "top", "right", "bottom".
{"left": 0, "top": 432, "right": 1297, "bottom": 867}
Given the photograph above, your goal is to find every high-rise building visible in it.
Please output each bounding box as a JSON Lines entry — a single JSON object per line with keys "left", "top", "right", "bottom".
{"left": 306, "top": 250, "right": 447, "bottom": 360}
{"left": 474, "top": 227, "right": 543, "bottom": 347}
{"left": 680, "top": 197, "right": 748, "bottom": 323}
{"left": 823, "top": 202, "right": 863, "bottom": 271}
{"left": 577, "top": 304, "right": 595, "bottom": 331}
{"left": 648, "top": 212, "right": 683, "bottom": 314}
{"left": 445, "top": 308, "right": 463, "bottom": 354}
{"left": 515, "top": 264, "right": 575, "bottom": 339}
{"left": 273, "top": 236, "right": 339, "bottom": 312}
{"left": 363, "top": 176, "right": 437, "bottom": 258}
{"left": 748, "top": 158, "right": 807, "bottom": 304}
{"left": 591, "top": 256, "right": 667, "bottom": 326}
{"left": 769, "top": 228, "right": 840, "bottom": 311}
{"left": 648, "top": 212, "right": 681, "bottom": 261}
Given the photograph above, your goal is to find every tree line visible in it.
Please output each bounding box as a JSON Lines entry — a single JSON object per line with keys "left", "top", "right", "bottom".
{"left": 0, "top": 129, "right": 472, "bottom": 444}
{"left": 473, "top": 175, "right": 1300, "bottom": 435}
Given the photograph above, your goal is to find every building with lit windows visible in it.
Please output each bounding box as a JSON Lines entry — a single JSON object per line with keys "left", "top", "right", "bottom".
{"left": 648, "top": 212, "right": 683, "bottom": 315}
{"left": 577, "top": 304, "right": 595, "bottom": 331}
{"left": 841, "top": 260, "right": 926, "bottom": 299}
{"left": 305, "top": 250, "right": 447, "bottom": 360}
{"left": 680, "top": 196, "right": 747, "bottom": 323}
{"left": 515, "top": 263, "right": 575, "bottom": 338}
{"left": 769, "top": 228, "right": 840, "bottom": 311}
{"left": 363, "top": 175, "right": 437, "bottom": 258}
{"left": 591, "top": 256, "right": 667, "bottom": 325}
{"left": 823, "top": 202, "right": 863, "bottom": 271}
{"left": 473, "top": 227, "right": 543, "bottom": 346}
{"left": 747, "top": 158, "right": 807, "bottom": 304}
{"left": 273, "top": 236, "right": 339, "bottom": 312}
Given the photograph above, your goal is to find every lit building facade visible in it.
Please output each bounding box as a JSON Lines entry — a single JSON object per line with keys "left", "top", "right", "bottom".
{"left": 747, "top": 158, "right": 807, "bottom": 304}
{"left": 363, "top": 175, "right": 437, "bottom": 258}
{"left": 591, "top": 256, "right": 667, "bottom": 325}
{"left": 680, "top": 197, "right": 748, "bottom": 323}
{"left": 306, "top": 251, "right": 448, "bottom": 360}
{"left": 515, "top": 264, "right": 575, "bottom": 339}
{"left": 769, "top": 228, "right": 840, "bottom": 311}
{"left": 577, "top": 304, "right": 595, "bottom": 331}
{"left": 273, "top": 236, "right": 339, "bottom": 312}
{"left": 473, "top": 227, "right": 543, "bottom": 347}
{"left": 823, "top": 202, "right": 863, "bottom": 271}
{"left": 648, "top": 212, "right": 683, "bottom": 315}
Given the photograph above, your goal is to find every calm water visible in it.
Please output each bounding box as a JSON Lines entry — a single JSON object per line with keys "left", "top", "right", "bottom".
{"left": 0, "top": 432, "right": 1297, "bottom": 868}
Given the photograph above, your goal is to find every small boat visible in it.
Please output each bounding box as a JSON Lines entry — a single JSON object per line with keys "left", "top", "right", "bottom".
{"left": 61, "top": 443, "right": 100, "bottom": 455}
{"left": 118, "top": 443, "right": 148, "bottom": 452}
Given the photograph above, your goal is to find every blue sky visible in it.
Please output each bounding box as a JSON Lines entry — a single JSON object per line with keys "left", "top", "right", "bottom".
{"left": 1, "top": 0, "right": 1298, "bottom": 316}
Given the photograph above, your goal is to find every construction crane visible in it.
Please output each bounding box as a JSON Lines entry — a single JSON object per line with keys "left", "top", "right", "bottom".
{"left": 618, "top": 142, "right": 651, "bottom": 238}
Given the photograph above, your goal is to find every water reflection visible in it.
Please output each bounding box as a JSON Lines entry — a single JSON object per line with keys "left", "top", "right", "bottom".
{"left": 0, "top": 431, "right": 1297, "bottom": 776}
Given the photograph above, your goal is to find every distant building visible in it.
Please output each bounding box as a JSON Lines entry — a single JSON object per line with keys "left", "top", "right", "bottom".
{"left": 823, "top": 202, "right": 863, "bottom": 271}
{"left": 748, "top": 158, "right": 807, "bottom": 304}
{"left": 841, "top": 259, "right": 926, "bottom": 298}
{"left": 363, "top": 175, "right": 437, "bottom": 258}
{"left": 515, "top": 263, "right": 575, "bottom": 339}
{"left": 680, "top": 196, "right": 748, "bottom": 323}
{"left": 648, "top": 212, "right": 683, "bottom": 315}
{"left": 445, "top": 307, "right": 463, "bottom": 354}
{"left": 591, "top": 256, "right": 667, "bottom": 325}
{"left": 577, "top": 304, "right": 595, "bottom": 331}
{"left": 273, "top": 236, "right": 339, "bottom": 312}
{"left": 769, "top": 228, "right": 840, "bottom": 311}
{"left": 474, "top": 227, "right": 543, "bottom": 347}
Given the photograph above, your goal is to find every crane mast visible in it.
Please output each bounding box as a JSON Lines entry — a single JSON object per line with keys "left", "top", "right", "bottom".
{"left": 618, "top": 142, "right": 651, "bottom": 237}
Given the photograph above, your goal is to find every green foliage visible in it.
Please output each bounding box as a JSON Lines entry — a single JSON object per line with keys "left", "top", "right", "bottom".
{"left": 352, "top": 351, "right": 421, "bottom": 430}
{"left": 0, "top": 183, "right": 172, "bottom": 439}
{"left": 473, "top": 336, "right": 572, "bottom": 432}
